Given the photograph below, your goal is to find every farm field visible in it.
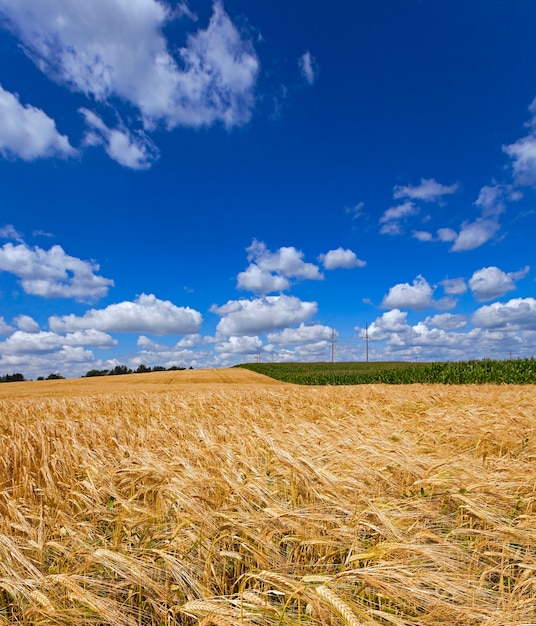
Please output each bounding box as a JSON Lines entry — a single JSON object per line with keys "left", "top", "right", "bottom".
{"left": 1, "top": 369, "right": 536, "bottom": 625}
{"left": 237, "top": 358, "right": 536, "bottom": 385}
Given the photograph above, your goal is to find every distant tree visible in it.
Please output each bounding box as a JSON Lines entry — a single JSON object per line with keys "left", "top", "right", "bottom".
{"left": 151, "top": 365, "right": 166, "bottom": 372}
{"left": 84, "top": 369, "right": 109, "bottom": 377}
{"left": 37, "top": 376, "right": 44, "bottom": 381}
{"left": 167, "top": 365, "right": 186, "bottom": 371}
{"left": 46, "top": 373, "right": 64, "bottom": 380}
{"left": 135, "top": 364, "right": 151, "bottom": 374}
{"left": 109, "top": 365, "right": 132, "bottom": 376}
{"left": 0, "top": 373, "right": 25, "bottom": 383}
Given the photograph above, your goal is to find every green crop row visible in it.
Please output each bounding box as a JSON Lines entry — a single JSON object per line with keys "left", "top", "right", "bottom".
{"left": 236, "top": 358, "right": 536, "bottom": 384}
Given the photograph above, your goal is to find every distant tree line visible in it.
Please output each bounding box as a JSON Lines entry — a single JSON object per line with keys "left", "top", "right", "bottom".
{"left": 0, "top": 373, "right": 25, "bottom": 383}
{"left": 2, "top": 372, "right": 65, "bottom": 382}
{"left": 37, "top": 373, "right": 65, "bottom": 381}
{"left": 84, "top": 364, "right": 190, "bottom": 377}
{"left": 0, "top": 365, "right": 192, "bottom": 383}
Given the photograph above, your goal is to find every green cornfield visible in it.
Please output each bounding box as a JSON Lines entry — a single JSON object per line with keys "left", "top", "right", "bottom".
{"left": 237, "top": 358, "right": 536, "bottom": 385}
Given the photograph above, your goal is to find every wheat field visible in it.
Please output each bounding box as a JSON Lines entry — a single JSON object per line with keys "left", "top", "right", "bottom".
{"left": 1, "top": 369, "right": 535, "bottom": 625}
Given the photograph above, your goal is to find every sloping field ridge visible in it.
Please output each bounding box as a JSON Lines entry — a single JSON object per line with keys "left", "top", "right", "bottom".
{"left": 0, "top": 367, "right": 284, "bottom": 398}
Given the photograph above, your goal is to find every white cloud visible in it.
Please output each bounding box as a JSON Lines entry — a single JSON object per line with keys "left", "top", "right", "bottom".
{"left": 236, "top": 264, "right": 290, "bottom": 293}
{"left": 468, "top": 266, "right": 530, "bottom": 302}
{"left": 393, "top": 178, "right": 458, "bottom": 202}
{"left": 14, "top": 315, "right": 40, "bottom": 333}
{"left": 355, "top": 304, "right": 536, "bottom": 362}
{"left": 247, "top": 240, "right": 323, "bottom": 280}
{"left": 360, "top": 309, "right": 409, "bottom": 341}
{"left": 0, "top": 242, "right": 114, "bottom": 302}
{"left": 440, "top": 277, "right": 467, "bottom": 295}
{"left": 137, "top": 333, "right": 210, "bottom": 352}
{"left": 212, "top": 295, "right": 317, "bottom": 336}
{"left": 0, "top": 0, "right": 259, "bottom": 132}
{"left": 0, "top": 329, "right": 116, "bottom": 355}
{"left": 0, "top": 317, "right": 14, "bottom": 335}
{"left": 346, "top": 201, "right": 364, "bottom": 219}
{"left": 379, "top": 221, "right": 403, "bottom": 236}
{"left": 379, "top": 201, "right": 419, "bottom": 224}
{"left": 412, "top": 230, "right": 434, "bottom": 242}
{"left": 474, "top": 184, "right": 506, "bottom": 215}
{"left": 298, "top": 51, "right": 318, "bottom": 85}
{"left": 381, "top": 275, "right": 434, "bottom": 311}
{"left": 80, "top": 108, "right": 158, "bottom": 169}
{"left": 437, "top": 228, "right": 458, "bottom": 242}
{"left": 424, "top": 313, "right": 467, "bottom": 330}
{"left": 451, "top": 217, "right": 500, "bottom": 252}
{"left": 0, "top": 224, "right": 23, "bottom": 241}
{"left": 172, "top": 2, "right": 197, "bottom": 21}
{"left": 379, "top": 201, "right": 419, "bottom": 236}
{"left": 472, "top": 297, "right": 536, "bottom": 330}
{"left": 215, "top": 335, "right": 262, "bottom": 355}
{"left": 238, "top": 240, "right": 323, "bottom": 293}
{"left": 0, "top": 84, "right": 76, "bottom": 161}
{"left": 267, "top": 323, "right": 334, "bottom": 346}
{"left": 318, "top": 247, "right": 366, "bottom": 270}
{"left": 49, "top": 294, "right": 202, "bottom": 335}
{"left": 0, "top": 345, "right": 98, "bottom": 378}
{"left": 504, "top": 132, "right": 536, "bottom": 187}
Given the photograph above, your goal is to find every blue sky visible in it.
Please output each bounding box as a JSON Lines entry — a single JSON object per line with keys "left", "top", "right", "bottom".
{"left": 1, "top": 0, "right": 536, "bottom": 378}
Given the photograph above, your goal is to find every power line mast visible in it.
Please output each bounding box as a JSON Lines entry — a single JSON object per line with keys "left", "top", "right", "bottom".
{"left": 365, "top": 323, "right": 369, "bottom": 363}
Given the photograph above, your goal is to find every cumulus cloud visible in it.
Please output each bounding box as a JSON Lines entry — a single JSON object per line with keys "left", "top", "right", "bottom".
{"left": 356, "top": 303, "right": 536, "bottom": 362}
{"left": 215, "top": 335, "right": 263, "bottom": 355}
{"left": 212, "top": 295, "right": 317, "bottom": 336}
{"left": 437, "top": 228, "right": 458, "bottom": 242}
{"left": 424, "top": 313, "right": 467, "bottom": 330}
{"left": 474, "top": 184, "right": 506, "bottom": 215}
{"left": 14, "top": 315, "right": 40, "bottom": 333}
{"left": 267, "top": 323, "right": 333, "bottom": 346}
{"left": 0, "top": 84, "right": 76, "bottom": 161}
{"left": 504, "top": 134, "right": 536, "bottom": 187}
{"left": 472, "top": 297, "right": 536, "bottom": 330}
{"left": 0, "top": 242, "right": 114, "bottom": 302}
{"left": 379, "top": 201, "right": 419, "bottom": 235}
{"left": 318, "top": 247, "right": 366, "bottom": 270}
{"left": 0, "top": 317, "right": 14, "bottom": 335}
{"left": 412, "top": 230, "right": 434, "bottom": 242}
{"left": 49, "top": 293, "right": 202, "bottom": 335}
{"left": 440, "top": 277, "right": 467, "bottom": 295}
{"left": 80, "top": 108, "right": 158, "bottom": 169}
{"left": 469, "top": 266, "right": 530, "bottom": 302}
{"left": 381, "top": 275, "right": 434, "bottom": 311}
{"left": 236, "top": 265, "right": 290, "bottom": 293}
{"left": 380, "top": 201, "right": 419, "bottom": 224}
{"left": 0, "top": 0, "right": 259, "bottom": 133}
{"left": 379, "top": 221, "right": 402, "bottom": 236}
{"left": 0, "top": 224, "right": 23, "bottom": 241}
{"left": 503, "top": 99, "right": 536, "bottom": 187}
{"left": 0, "top": 329, "right": 116, "bottom": 355}
{"left": 247, "top": 240, "right": 322, "bottom": 280}
{"left": 393, "top": 178, "right": 458, "bottom": 202}
{"left": 298, "top": 51, "right": 318, "bottom": 85}
{"left": 451, "top": 217, "right": 500, "bottom": 252}
{"left": 357, "top": 310, "right": 476, "bottom": 360}
{"left": 0, "top": 344, "right": 98, "bottom": 378}
{"left": 237, "top": 240, "right": 323, "bottom": 293}
{"left": 360, "top": 309, "right": 409, "bottom": 341}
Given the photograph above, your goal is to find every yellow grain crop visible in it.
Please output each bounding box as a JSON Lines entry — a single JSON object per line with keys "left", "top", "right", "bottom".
{"left": 0, "top": 369, "right": 535, "bottom": 624}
